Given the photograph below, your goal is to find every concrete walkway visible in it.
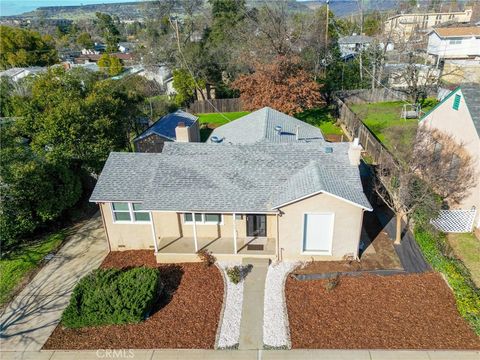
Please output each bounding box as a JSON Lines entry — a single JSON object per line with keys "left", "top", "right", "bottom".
{"left": 0, "top": 214, "right": 108, "bottom": 352}
{"left": 238, "top": 258, "right": 270, "bottom": 350}
{"left": 1, "top": 349, "right": 479, "bottom": 360}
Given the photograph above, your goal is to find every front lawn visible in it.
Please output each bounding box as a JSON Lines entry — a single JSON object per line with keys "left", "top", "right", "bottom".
{"left": 0, "top": 230, "right": 69, "bottom": 306}
{"left": 448, "top": 233, "right": 480, "bottom": 287}
{"left": 286, "top": 272, "right": 480, "bottom": 349}
{"left": 349, "top": 99, "right": 438, "bottom": 151}
{"left": 44, "top": 250, "right": 224, "bottom": 349}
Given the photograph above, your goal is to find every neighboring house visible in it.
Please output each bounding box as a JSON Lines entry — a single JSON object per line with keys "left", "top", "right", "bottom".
{"left": 133, "top": 110, "right": 200, "bottom": 152}
{"left": 384, "top": 7, "right": 473, "bottom": 42}
{"left": 427, "top": 26, "right": 480, "bottom": 83}
{"left": 135, "top": 65, "right": 176, "bottom": 95}
{"left": 419, "top": 84, "right": 480, "bottom": 232}
{"left": 74, "top": 53, "right": 134, "bottom": 65}
{"left": 91, "top": 107, "right": 372, "bottom": 263}
{"left": 0, "top": 67, "right": 47, "bottom": 82}
{"left": 338, "top": 34, "right": 373, "bottom": 59}
{"left": 383, "top": 63, "right": 441, "bottom": 91}
{"left": 118, "top": 42, "right": 134, "bottom": 53}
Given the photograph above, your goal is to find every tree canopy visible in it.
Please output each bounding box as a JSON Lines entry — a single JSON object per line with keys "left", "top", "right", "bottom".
{"left": 232, "top": 56, "right": 324, "bottom": 115}
{"left": 0, "top": 26, "right": 58, "bottom": 69}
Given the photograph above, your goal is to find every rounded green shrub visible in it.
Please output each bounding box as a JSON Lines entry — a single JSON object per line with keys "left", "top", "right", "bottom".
{"left": 62, "top": 267, "right": 162, "bottom": 328}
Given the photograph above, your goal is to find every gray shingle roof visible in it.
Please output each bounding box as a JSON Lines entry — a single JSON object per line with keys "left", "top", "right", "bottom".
{"left": 461, "top": 83, "right": 480, "bottom": 137}
{"left": 134, "top": 110, "right": 198, "bottom": 142}
{"left": 338, "top": 35, "right": 373, "bottom": 44}
{"left": 90, "top": 142, "right": 372, "bottom": 212}
{"left": 207, "top": 107, "right": 324, "bottom": 144}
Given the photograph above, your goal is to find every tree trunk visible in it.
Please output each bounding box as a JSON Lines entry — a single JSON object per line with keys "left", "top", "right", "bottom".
{"left": 395, "top": 212, "right": 402, "bottom": 245}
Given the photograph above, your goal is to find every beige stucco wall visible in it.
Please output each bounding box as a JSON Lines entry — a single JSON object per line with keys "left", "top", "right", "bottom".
{"left": 278, "top": 193, "right": 364, "bottom": 261}
{"left": 420, "top": 89, "right": 480, "bottom": 227}
{"left": 100, "top": 203, "right": 154, "bottom": 250}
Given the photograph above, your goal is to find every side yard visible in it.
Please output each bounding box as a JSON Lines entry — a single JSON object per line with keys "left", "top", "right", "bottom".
{"left": 447, "top": 232, "right": 480, "bottom": 288}
{"left": 43, "top": 250, "right": 224, "bottom": 349}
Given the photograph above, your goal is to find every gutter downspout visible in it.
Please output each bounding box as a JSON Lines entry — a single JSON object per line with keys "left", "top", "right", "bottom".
{"left": 276, "top": 211, "right": 281, "bottom": 262}
{"left": 150, "top": 211, "right": 158, "bottom": 254}
{"left": 98, "top": 203, "right": 111, "bottom": 253}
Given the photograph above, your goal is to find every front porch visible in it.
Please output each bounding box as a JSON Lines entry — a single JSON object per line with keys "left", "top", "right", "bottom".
{"left": 155, "top": 236, "right": 276, "bottom": 263}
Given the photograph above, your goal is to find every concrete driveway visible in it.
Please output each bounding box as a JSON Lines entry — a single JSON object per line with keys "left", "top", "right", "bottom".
{"left": 0, "top": 213, "right": 108, "bottom": 351}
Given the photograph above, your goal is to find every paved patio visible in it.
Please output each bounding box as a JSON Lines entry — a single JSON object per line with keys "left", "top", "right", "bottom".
{"left": 0, "top": 214, "right": 108, "bottom": 351}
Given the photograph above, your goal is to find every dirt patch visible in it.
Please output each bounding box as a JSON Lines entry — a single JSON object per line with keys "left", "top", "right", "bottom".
{"left": 43, "top": 250, "right": 224, "bottom": 349}
{"left": 286, "top": 272, "right": 480, "bottom": 349}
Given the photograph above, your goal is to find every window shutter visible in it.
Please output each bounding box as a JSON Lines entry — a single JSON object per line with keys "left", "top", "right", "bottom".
{"left": 453, "top": 94, "right": 461, "bottom": 110}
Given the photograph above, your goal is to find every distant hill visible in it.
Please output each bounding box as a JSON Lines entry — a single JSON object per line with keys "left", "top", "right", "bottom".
{"left": 2, "top": 0, "right": 397, "bottom": 21}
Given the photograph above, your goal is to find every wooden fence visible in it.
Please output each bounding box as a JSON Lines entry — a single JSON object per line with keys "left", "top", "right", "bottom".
{"left": 336, "top": 88, "right": 408, "bottom": 104}
{"left": 187, "top": 98, "right": 243, "bottom": 114}
{"left": 335, "top": 96, "right": 396, "bottom": 166}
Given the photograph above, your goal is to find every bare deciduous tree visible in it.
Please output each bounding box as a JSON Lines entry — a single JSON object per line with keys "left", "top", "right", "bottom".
{"left": 374, "top": 126, "right": 476, "bottom": 243}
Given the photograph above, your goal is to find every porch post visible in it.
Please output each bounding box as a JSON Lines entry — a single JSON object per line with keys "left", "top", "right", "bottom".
{"left": 233, "top": 213, "right": 237, "bottom": 254}
{"left": 192, "top": 212, "right": 198, "bottom": 252}
{"left": 149, "top": 211, "right": 158, "bottom": 254}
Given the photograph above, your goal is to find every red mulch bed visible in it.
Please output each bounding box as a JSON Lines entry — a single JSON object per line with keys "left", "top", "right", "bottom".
{"left": 43, "top": 250, "right": 224, "bottom": 349}
{"left": 286, "top": 272, "right": 480, "bottom": 349}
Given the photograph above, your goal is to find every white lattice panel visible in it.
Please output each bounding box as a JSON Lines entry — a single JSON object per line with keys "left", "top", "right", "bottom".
{"left": 430, "top": 209, "right": 477, "bottom": 233}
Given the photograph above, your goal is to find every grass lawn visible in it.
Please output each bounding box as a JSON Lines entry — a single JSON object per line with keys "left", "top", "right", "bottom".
{"left": 349, "top": 99, "right": 438, "bottom": 151}
{"left": 198, "top": 111, "right": 250, "bottom": 126}
{"left": 295, "top": 107, "right": 344, "bottom": 137}
{"left": 0, "top": 229, "right": 70, "bottom": 306}
{"left": 448, "top": 232, "right": 480, "bottom": 288}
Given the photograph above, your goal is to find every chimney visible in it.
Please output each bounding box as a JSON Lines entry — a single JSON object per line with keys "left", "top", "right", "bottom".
{"left": 348, "top": 138, "right": 362, "bottom": 165}
{"left": 175, "top": 122, "right": 190, "bottom": 142}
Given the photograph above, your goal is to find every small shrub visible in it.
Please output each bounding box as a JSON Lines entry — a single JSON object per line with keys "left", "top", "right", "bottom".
{"left": 226, "top": 266, "right": 242, "bottom": 284}
{"left": 62, "top": 267, "right": 162, "bottom": 328}
{"left": 415, "top": 225, "right": 480, "bottom": 335}
{"left": 197, "top": 249, "right": 216, "bottom": 266}
{"left": 325, "top": 273, "right": 340, "bottom": 292}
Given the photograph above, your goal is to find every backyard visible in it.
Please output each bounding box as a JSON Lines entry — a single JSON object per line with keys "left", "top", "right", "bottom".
{"left": 197, "top": 107, "right": 344, "bottom": 142}
{"left": 286, "top": 272, "right": 480, "bottom": 349}
{"left": 43, "top": 250, "right": 224, "bottom": 349}
{"left": 349, "top": 99, "right": 438, "bottom": 151}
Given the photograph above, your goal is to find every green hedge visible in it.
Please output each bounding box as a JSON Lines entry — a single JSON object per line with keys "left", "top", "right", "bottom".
{"left": 62, "top": 267, "right": 162, "bottom": 328}
{"left": 415, "top": 226, "right": 480, "bottom": 334}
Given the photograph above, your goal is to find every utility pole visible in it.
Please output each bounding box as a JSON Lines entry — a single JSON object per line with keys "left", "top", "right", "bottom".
{"left": 359, "top": 0, "right": 364, "bottom": 82}
{"left": 325, "top": 0, "right": 329, "bottom": 48}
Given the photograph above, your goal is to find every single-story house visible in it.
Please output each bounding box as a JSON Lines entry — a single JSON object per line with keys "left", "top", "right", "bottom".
{"left": 0, "top": 67, "right": 47, "bottom": 82}
{"left": 419, "top": 84, "right": 480, "bottom": 232}
{"left": 133, "top": 110, "right": 200, "bottom": 152}
{"left": 91, "top": 107, "right": 372, "bottom": 263}
{"left": 338, "top": 34, "right": 373, "bottom": 60}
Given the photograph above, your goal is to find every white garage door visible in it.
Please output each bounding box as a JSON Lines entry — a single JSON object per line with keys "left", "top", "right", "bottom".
{"left": 303, "top": 213, "right": 334, "bottom": 254}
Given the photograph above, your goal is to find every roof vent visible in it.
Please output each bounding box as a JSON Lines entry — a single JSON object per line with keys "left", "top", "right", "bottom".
{"left": 324, "top": 147, "right": 333, "bottom": 153}
{"left": 210, "top": 136, "right": 222, "bottom": 143}
{"left": 274, "top": 125, "right": 282, "bottom": 134}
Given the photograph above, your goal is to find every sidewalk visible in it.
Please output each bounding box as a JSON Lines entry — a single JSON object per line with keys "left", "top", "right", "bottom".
{"left": 238, "top": 258, "right": 269, "bottom": 350}
{"left": 1, "top": 349, "right": 479, "bottom": 360}
{"left": 0, "top": 214, "right": 108, "bottom": 352}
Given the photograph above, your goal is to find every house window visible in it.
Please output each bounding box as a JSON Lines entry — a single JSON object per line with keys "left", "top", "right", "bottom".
{"left": 448, "top": 154, "right": 461, "bottom": 180}
{"left": 449, "top": 39, "right": 462, "bottom": 45}
{"left": 111, "top": 202, "right": 150, "bottom": 223}
{"left": 183, "top": 213, "right": 223, "bottom": 225}
{"left": 453, "top": 94, "right": 461, "bottom": 110}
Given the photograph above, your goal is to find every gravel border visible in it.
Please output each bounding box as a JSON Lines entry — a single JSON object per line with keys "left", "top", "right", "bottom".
{"left": 263, "top": 261, "right": 298, "bottom": 349}
{"left": 216, "top": 261, "right": 244, "bottom": 349}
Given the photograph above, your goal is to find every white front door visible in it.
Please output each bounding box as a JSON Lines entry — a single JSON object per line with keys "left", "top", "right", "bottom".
{"left": 303, "top": 213, "right": 334, "bottom": 254}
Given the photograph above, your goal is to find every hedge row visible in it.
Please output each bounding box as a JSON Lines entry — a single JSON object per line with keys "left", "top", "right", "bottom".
{"left": 62, "top": 267, "right": 162, "bottom": 328}
{"left": 414, "top": 226, "right": 480, "bottom": 335}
